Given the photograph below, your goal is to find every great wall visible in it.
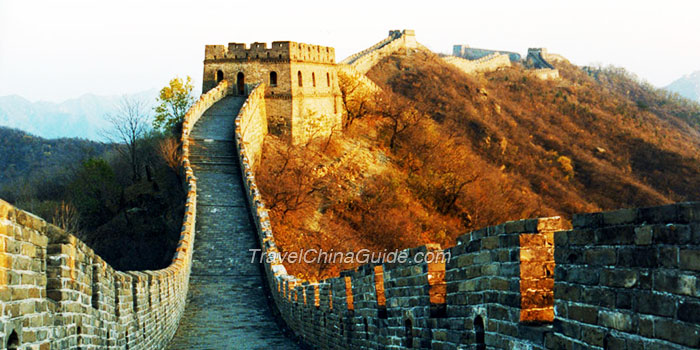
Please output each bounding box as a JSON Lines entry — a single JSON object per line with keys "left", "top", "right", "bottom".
{"left": 1, "top": 30, "right": 699, "bottom": 349}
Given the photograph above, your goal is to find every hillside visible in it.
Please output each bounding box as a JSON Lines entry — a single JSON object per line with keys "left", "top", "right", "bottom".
{"left": 666, "top": 70, "right": 700, "bottom": 103}
{"left": 257, "top": 49, "right": 700, "bottom": 280}
{"left": 0, "top": 127, "right": 184, "bottom": 271}
{"left": 0, "top": 127, "right": 111, "bottom": 186}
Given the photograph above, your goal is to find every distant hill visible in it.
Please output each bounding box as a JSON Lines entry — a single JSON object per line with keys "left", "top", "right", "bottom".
{"left": 666, "top": 71, "right": 700, "bottom": 102}
{"left": 0, "top": 89, "right": 159, "bottom": 141}
{"left": 0, "top": 127, "right": 112, "bottom": 186}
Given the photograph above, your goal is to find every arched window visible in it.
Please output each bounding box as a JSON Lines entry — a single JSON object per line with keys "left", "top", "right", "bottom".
{"left": 327, "top": 72, "right": 331, "bottom": 87}
{"left": 404, "top": 319, "right": 413, "bottom": 348}
{"left": 6, "top": 330, "right": 19, "bottom": 350}
{"left": 270, "top": 71, "right": 278, "bottom": 87}
{"left": 237, "top": 72, "right": 245, "bottom": 95}
{"left": 216, "top": 70, "right": 224, "bottom": 83}
{"left": 312, "top": 72, "right": 316, "bottom": 87}
{"left": 474, "top": 316, "right": 485, "bottom": 350}
{"left": 298, "top": 71, "right": 303, "bottom": 87}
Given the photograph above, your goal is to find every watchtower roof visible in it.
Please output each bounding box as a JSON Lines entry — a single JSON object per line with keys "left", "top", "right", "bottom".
{"left": 205, "top": 41, "right": 335, "bottom": 64}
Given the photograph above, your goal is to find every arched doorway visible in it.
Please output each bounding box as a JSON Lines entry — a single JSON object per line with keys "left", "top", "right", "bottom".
{"left": 474, "top": 316, "right": 485, "bottom": 350}
{"left": 237, "top": 72, "right": 245, "bottom": 95}
{"left": 216, "top": 70, "right": 224, "bottom": 83}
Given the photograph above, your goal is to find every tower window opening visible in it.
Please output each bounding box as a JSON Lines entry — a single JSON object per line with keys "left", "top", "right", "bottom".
{"left": 216, "top": 70, "right": 224, "bottom": 83}
{"left": 298, "top": 71, "right": 303, "bottom": 87}
{"left": 237, "top": 72, "right": 245, "bottom": 95}
{"left": 270, "top": 71, "right": 278, "bottom": 87}
{"left": 312, "top": 72, "right": 316, "bottom": 87}
{"left": 327, "top": 72, "right": 331, "bottom": 87}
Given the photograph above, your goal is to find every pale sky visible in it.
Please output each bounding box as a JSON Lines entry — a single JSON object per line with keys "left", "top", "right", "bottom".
{"left": 1, "top": 0, "right": 699, "bottom": 102}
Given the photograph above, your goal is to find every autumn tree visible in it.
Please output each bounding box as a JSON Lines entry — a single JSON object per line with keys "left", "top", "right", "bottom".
{"left": 338, "top": 71, "right": 379, "bottom": 127}
{"left": 257, "top": 138, "right": 322, "bottom": 219}
{"left": 153, "top": 76, "right": 195, "bottom": 134}
{"left": 377, "top": 92, "right": 427, "bottom": 150}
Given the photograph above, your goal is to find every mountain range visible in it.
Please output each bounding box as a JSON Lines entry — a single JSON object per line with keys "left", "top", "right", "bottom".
{"left": 665, "top": 70, "right": 700, "bottom": 103}
{"left": 0, "top": 89, "right": 159, "bottom": 141}
{"left": 1, "top": 70, "right": 698, "bottom": 143}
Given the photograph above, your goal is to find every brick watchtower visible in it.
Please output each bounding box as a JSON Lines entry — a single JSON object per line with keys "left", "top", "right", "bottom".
{"left": 202, "top": 41, "right": 342, "bottom": 144}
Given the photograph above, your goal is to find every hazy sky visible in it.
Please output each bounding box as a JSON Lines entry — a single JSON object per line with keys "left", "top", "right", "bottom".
{"left": 1, "top": 0, "right": 699, "bottom": 102}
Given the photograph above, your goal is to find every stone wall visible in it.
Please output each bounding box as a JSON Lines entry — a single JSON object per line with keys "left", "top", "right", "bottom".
{"left": 526, "top": 48, "right": 560, "bottom": 80}
{"left": 233, "top": 107, "right": 700, "bottom": 350}
{"left": 0, "top": 80, "right": 229, "bottom": 350}
{"left": 550, "top": 204, "right": 700, "bottom": 349}
{"left": 236, "top": 83, "right": 268, "bottom": 167}
{"left": 442, "top": 53, "right": 512, "bottom": 75}
{"left": 341, "top": 30, "right": 421, "bottom": 74}
{"left": 452, "top": 45, "right": 522, "bottom": 62}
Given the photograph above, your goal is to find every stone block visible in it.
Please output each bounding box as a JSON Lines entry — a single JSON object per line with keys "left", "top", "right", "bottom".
{"left": 634, "top": 226, "right": 653, "bottom": 245}
{"left": 594, "top": 225, "right": 635, "bottom": 245}
{"left": 602, "top": 208, "right": 638, "bottom": 226}
{"left": 600, "top": 268, "right": 638, "bottom": 288}
{"left": 678, "top": 300, "right": 700, "bottom": 323}
{"left": 654, "top": 224, "right": 692, "bottom": 245}
{"left": 567, "top": 304, "right": 597, "bottom": 324}
{"left": 680, "top": 249, "right": 700, "bottom": 271}
{"left": 617, "top": 247, "right": 658, "bottom": 268}
{"left": 654, "top": 318, "right": 700, "bottom": 347}
{"left": 598, "top": 310, "right": 634, "bottom": 332}
{"left": 637, "top": 292, "right": 675, "bottom": 317}
{"left": 584, "top": 248, "right": 616, "bottom": 266}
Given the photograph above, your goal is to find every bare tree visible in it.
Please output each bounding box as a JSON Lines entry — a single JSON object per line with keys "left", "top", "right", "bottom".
{"left": 52, "top": 201, "right": 80, "bottom": 234}
{"left": 102, "top": 97, "right": 150, "bottom": 182}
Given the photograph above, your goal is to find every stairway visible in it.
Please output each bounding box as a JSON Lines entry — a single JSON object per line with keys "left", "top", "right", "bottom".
{"left": 167, "top": 96, "right": 303, "bottom": 350}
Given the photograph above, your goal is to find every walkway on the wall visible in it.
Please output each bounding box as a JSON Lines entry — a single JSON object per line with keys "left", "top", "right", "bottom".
{"left": 167, "top": 96, "right": 303, "bottom": 350}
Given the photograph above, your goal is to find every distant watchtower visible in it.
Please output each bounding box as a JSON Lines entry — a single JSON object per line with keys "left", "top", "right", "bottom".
{"left": 202, "top": 41, "right": 342, "bottom": 144}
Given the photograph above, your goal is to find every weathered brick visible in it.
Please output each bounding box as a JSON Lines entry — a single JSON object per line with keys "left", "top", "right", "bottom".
{"left": 654, "top": 318, "right": 700, "bottom": 347}
{"left": 584, "top": 248, "right": 616, "bottom": 266}
{"left": 567, "top": 304, "right": 597, "bottom": 324}
{"left": 679, "top": 249, "right": 700, "bottom": 271}
{"left": 598, "top": 311, "right": 634, "bottom": 332}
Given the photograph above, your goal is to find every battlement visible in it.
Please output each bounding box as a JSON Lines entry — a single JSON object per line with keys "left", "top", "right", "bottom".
{"left": 204, "top": 41, "right": 335, "bottom": 63}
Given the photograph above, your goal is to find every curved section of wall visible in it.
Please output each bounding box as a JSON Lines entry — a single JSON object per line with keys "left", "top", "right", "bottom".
{"left": 341, "top": 30, "right": 421, "bottom": 74}
{"left": 442, "top": 53, "right": 512, "bottom": 75}
{"left": 0, "top": 80, "right": 230, "bottom": 350}
{"left": 526, "top": 48, "right": 560, "bottom": 80}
